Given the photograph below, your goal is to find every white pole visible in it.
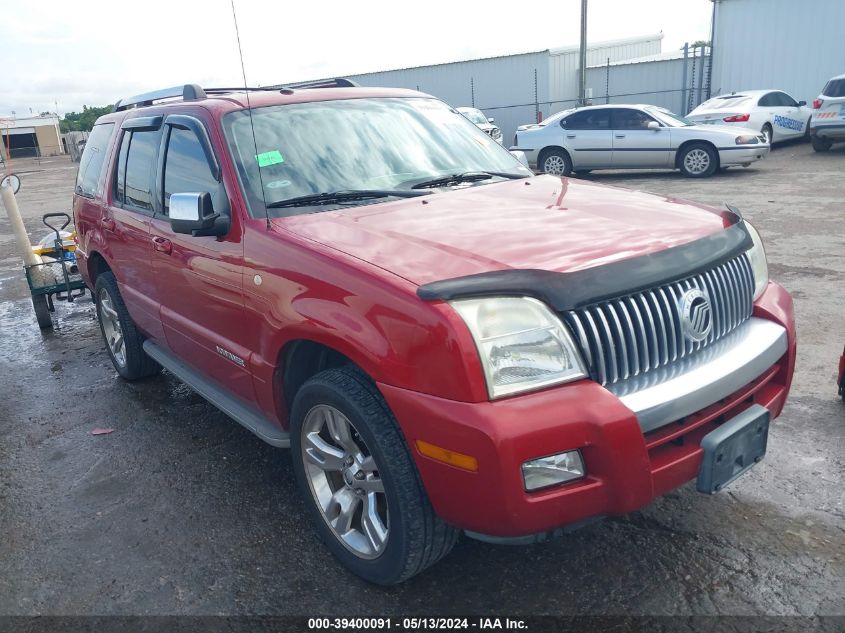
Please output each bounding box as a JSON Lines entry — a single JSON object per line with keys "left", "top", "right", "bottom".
{"left": 1, "top": 184, "right": 42, "bottom": 267}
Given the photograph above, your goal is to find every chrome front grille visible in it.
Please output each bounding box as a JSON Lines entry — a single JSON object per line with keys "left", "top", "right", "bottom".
{"left": 563, "top": 253, "right": 755, "bottom": 386}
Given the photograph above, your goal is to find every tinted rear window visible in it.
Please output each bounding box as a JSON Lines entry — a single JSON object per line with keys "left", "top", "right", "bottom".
{"left": 75, "top": 123, "right": 114, "bottom": 198}
{"left": 822, "top": 79, "right": 845, "bottom": 97}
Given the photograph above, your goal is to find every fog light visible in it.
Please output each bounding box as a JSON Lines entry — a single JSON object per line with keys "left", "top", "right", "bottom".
{"left": 522, "top": 450, "right": 585, "bottom": 491}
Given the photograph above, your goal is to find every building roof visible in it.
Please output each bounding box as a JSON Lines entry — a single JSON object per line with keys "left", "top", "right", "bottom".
{"left": 587, "top": 47, "right": 704, "bottom": 69}
{"left": 272, "top": 33, "right": 665, "bottom": 85}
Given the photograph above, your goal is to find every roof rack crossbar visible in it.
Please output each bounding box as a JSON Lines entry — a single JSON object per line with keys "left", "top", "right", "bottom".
{"left": 275, "top": 78, "right": 360, "bottom": 90}
{"left": 114, "top": 84, "right": 207, "bottom": 112}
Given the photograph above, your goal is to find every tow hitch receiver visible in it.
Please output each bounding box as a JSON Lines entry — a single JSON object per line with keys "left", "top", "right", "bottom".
{"left": 697, "top": 404, "right": 770, "bottom": 494}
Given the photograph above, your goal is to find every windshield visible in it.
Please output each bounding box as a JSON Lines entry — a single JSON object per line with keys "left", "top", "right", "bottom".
{"left": 696, "top": 96, "right": 752, "bottom": 111}
{"left": 224, "top": 97, "right": 529, "bottom": 217}
{"left": 459, "top": 108, "right": 488, "bottom": 125}
{"left": 649, "top": 109, "right": 694, "bottom": 127}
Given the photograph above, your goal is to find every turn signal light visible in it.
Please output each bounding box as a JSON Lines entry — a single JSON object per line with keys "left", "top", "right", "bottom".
{"left": 723, "top": 113, "right": 751, "bottom": 122}
{"left": 416, "top": 440, "right": 478, "bottom": 472}
{"left": 813, "top": 99, "right": 823, "bottom": 109}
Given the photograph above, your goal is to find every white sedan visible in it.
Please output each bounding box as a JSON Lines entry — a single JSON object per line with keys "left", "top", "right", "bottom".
{"left": 456, "top": 107, "right": 504, "bottom": 144}
{"left": 510, "top": 104, "right": 769, "bottom": 178}
{"left": 687, "top": 90, "right": 811, "bottom": 144}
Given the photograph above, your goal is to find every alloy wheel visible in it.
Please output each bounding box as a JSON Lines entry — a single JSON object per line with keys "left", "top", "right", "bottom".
{"left": 543, "top": 155, "right": 567, "bottom": 175}
{"left": 301, "top": 404, "right": 389, "bottom": 559}
{"left": 683, "top": 148, "right": 711, "bottom": 175}
{"left": 98, "top": 288, "right": 126, "bottom": 367}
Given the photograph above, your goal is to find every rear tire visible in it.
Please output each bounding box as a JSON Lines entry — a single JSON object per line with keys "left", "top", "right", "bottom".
{"left": 812, "top": 136, "right": 832, "bottom": 152}
{"left": 94, "top": 272, "right": 160, "bottom": 380}
{"left": 290, "top": 366, "right": 458, "bottom": 585}
{"left": 679, "top": 143, "right": 718, "bottom": 178}
{"left": 539, "top": 149, "right": 573, "bottom": 176}
{"left": 762, "top": 124, "right": 773, "bottom": 145}
{"left": 32, "top": 295, "right": 53, "bottom": 330}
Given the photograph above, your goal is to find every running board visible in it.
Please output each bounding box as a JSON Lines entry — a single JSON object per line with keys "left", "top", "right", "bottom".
{"left": 142, "top": 340, "right": 290, "bottom": 448}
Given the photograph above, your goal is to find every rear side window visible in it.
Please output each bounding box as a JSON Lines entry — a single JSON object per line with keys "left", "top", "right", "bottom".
{"left": 75, "top": 123, "right": 114, "bottom": 198}
{"left": 162, "top": 127, "right": 219, "bottom": 215}
{"left": 115, "top": 130, "right": 160, "bottom": 212}
{"left": 562, "top": 109, "right": 610, "bottom": 130}
{"left": 822, "top": 79, "right": 845, "bottom": 97}
{"left": 758, "top": 93, "right": 778, "bottom": 107}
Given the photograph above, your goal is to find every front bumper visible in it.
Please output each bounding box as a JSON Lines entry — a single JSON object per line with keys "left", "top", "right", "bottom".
{"left": 717, "top": 144, "right": 770, "bottom": 166}
{"left": 379, "top": 282, "right": 795, "bottom": 539}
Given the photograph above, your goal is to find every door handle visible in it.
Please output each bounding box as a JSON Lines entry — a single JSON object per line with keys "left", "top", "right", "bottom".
{"left": 152, "top": 236, "right": 172, "bottom": 255}
{"left": 615, "top": 134, "right": 626, "bottom": 139}
{"left": 566, "top": 134, "right": 576, "bottom": 138}
{"left": 101, "top": 217, "right": 115, "bottom": 231}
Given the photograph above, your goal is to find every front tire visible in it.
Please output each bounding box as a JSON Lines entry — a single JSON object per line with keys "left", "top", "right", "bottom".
{"left": 540, "top": 149, "right": 572, "bottom": 176}
{"left": 812, "top": 136, "right": 832, "bottom": 152}
{"left": 94, "top": 272, "right": 160, "bottom": 380}
{"left": 679, "top": 143, "right": 718, "bottom": 178}
{"left": 290, "top": 367, "right": 458, "bottom": 585}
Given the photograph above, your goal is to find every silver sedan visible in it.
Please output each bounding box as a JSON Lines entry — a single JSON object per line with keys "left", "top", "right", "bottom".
{"left": 510, "top": 104, "right": 770, "bottom": 178}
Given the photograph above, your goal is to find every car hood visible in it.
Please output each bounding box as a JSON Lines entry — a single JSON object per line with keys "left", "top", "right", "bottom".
{"left": 274, "top": 176, "right": 732, "bottom": 287}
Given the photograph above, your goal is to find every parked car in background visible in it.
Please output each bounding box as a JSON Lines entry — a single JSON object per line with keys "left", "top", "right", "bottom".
{"left": 74, "top": 82, "right": 794, "bottom": 585}
{"left": 810, "top": 74, "right": 845, "bottom": 152}
{"left": 457, "top": 107, "right": 503, "bottom": 144}
{"left": 510, "top": 104, "right": 769, "bottom": 178}
{"left": 687, "top": 90, "right": 811, "bottom": 145}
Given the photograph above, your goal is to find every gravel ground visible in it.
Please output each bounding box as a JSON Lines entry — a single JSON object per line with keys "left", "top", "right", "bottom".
{"left": 0, "top": 146, "right": 843, "bottom": 617}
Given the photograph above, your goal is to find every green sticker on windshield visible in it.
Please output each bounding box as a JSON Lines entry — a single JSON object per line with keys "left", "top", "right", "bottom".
{"left": 256, "top": 150, "right": 284, "bottom": 167}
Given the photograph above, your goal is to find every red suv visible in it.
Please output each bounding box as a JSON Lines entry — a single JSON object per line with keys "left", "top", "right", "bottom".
{"left": 73, "top": 82, "right": 796, "bottom": 585}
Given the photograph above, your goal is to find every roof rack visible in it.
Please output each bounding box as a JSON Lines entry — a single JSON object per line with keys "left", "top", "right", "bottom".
{"left": 114, "top": 78, "right": 359, "bottom": 112}
{"left": 114, "top": 84, "right": 207, "bottom": 112}
{"left": 279, "top": 78, "right": 359, "bottom": 90}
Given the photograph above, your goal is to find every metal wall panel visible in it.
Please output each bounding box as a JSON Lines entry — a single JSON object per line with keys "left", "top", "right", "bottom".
{"left": 711, "top": 0, "right": 845, "bottom": 103}
{"left": 585, "top": 55, "right": 709, "bottom": 114}
{"left": 547, "top": 35, "right": 663, "bottom": 117}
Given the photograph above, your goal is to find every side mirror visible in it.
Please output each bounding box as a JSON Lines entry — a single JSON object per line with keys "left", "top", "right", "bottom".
{"left": 510, "top": 150, "right": 530, "bottom": 168}
{"left": 488, "top": 117, "right": 495, "bottom": 123}
{"left": 170, "top": 192, "right": 229, "bottom": 237}
{"left": 798, "top": 100, "right": 807, "bottom": 107}
{"left": 647, "top": 121, "right": 661, "bottom": 130}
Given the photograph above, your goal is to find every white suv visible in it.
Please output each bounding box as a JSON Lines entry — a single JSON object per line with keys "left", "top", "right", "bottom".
{"left": 810, "top": 74, "right": 845, "bottom": 152}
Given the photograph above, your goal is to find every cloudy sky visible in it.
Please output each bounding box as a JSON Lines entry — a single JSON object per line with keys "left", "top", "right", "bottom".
{"left": 1, "top": 0, "right": 712, "bottom": 117}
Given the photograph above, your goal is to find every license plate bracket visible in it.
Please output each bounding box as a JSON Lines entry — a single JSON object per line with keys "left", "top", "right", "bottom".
{"left": 697, "top": 404, "right": 770, "bottom": 494}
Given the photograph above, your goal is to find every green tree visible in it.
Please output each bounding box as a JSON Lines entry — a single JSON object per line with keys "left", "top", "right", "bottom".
{"left": 60, "top": 104, "right": 114, "bottom": 133}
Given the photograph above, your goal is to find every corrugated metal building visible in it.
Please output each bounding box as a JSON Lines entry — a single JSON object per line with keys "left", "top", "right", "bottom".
{"left": 711, "top": 0, "right": 844, "bottom": 103}
{"left": 585, "top": 49, "right": 711, "bottom": 115}
{"left": 279, "top": 34, "right": 662, "bottom": 145}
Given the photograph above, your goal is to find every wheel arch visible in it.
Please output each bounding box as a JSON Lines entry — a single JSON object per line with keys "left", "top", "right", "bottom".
{"left": 86, "top": 250, "right": 113, "bottom": 294}
{"left": 275, "top": 338, "right": 362, "bottom": 417}
{"left": 537, "top": 145, "right": 572, "bottom": 170}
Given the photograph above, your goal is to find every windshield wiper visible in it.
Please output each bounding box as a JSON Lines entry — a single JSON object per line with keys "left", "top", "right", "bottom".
{"left": 409, "top": 171, "right": 526, "bottom": 190}
{"left": 266, "top": 189, "right": 429, "bottom": 209}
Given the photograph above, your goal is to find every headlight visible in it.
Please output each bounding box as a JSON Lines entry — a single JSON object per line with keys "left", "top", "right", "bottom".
{"left": 450, "top": 297, "right": 587, "bottom": 399}
{"left": 745, "top": 221, "right": 769, "bottom": 300}
{"left": 735, "top": 135, "right": 759, "bottom": 145}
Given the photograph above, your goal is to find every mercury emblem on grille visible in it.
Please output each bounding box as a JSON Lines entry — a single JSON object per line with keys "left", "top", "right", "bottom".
{"left": 679, "top": 288, "right": 713, "bottom": 343}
